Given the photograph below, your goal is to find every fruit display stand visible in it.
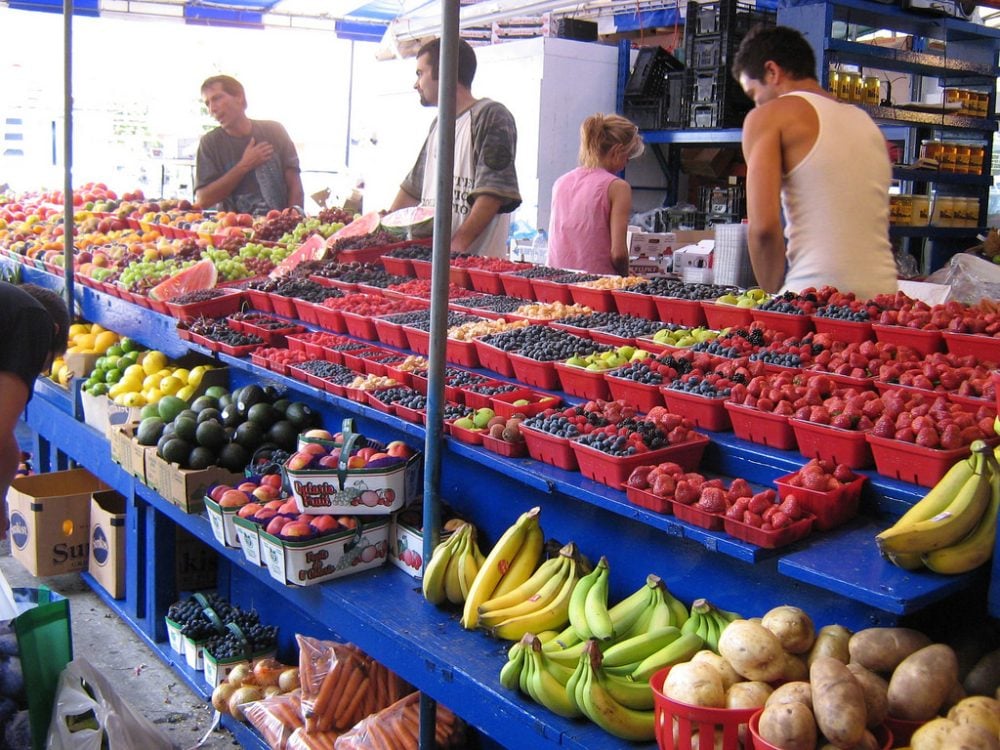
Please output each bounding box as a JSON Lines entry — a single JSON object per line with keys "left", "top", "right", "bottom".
{"left": 9, "top": 259, "right": 1000, "bottom": 749}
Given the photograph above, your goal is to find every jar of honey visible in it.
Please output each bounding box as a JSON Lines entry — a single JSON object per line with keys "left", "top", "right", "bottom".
{"left": 969, "top": 143, "right": 986, "bottom": 175}
{"left": 863, "top": 76, "right": 881, "bottom": 106}
{"left": 828, "top": 70, "right": 840, "bottom": 96}
{"left": 851, "top": 74, "right": 865, "bottom": 103}
{"left": 911, "top": 195, "right": 930, "bottom": 227}
{"left": 920, "top": 139, "right": 943, "bottom": 167}
{"left": 837, "top": 72, "right": 856, "bottom": 101}
{"left": 939, "top": 142, "right": 958, "bottom": 172}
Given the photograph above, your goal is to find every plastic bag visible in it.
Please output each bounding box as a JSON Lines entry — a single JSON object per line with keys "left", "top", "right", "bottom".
{"left": 286, "top": 726, "right": 339, "bottom": 750}
{"left": 925, "top": 252, "right": 1000, "bottom": 303}
{"left": 47, "top": 657, "right": 174, "bottom": 750}
{"left": 332, "top": 692, "right": 464, "bottom": 749}
{"left": 242, "top": 690, "right": 305, "bottom": 750}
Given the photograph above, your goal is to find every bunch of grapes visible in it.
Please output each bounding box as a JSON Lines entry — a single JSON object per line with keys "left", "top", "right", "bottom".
{"left": 329, "top": 228, "right": 397, "bottom": 252}
{"left": 120, "top": 258, "right": 193, "bottom": 293}
{"left": 318, "top": 207, "right": 354, "bottom": 225}
{"left": 253, "top": 212, "right": 303, "bottom": 242}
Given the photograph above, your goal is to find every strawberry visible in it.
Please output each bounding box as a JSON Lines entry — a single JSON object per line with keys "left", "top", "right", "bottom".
{"left": 748, "top": 490, "right": 774, "bottom": 515}
{"left": 728, "top": 478, "right": 753, "bottom": 499}
{"left": 769, "top": 511, "right": 792, "bottom": 529}
{"left": 697, "top": 487, "right": 728, "bottom": 514}
{"left": 626, "top": 466, "right": 654, "bottom": 489}
{"left": 832, "top": 464, "right": 856, "bottom": 483}
{"left": 915, "top": 426, "right": 940, "bottom": 449}
{"left": 802, "top": 470, "right": 830, "bottom": 492}
{"left": 742, "top": 510, "right": 764, "bottom": 528}
{"left": 779, "top": 495, "right": 803, "bottom": 519}
{"left": 674, "top": 481, "right": 699, "bottom": 505}
{"left": 650, "top": 474, "right": 676, "bottom": 498}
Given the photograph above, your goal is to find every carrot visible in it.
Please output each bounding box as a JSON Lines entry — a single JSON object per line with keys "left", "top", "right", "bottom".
{"left": 319, "top": 658, "right": 362, "bottom": 731}
{"left": 332, "top": 674, "right": 369, "bottom": 730}
{"left": 365, "top": 720, "right": 400, "bottom": 750}
{"left": 272, "top": 698, "right": 304, "bottom": 730}
{"left": 393, "top": 712, "right": 419, "bottom": 748}
{"left": 308, "top": 658, "right": 346, "bottom": 733}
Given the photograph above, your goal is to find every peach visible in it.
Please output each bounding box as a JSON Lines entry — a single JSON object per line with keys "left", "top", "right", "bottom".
{"left": 300, "top": 443, "right": 327, "bottom": 456}
{"left": 280, "top": 522, "right": 314, "bottom": 539}
{"left": 310, "top": 516, "right": 340, "bottom": 534}
{"left": 266, "top": 516, "right": 293, "bottom": 536}
{"left": 237, "top": 502, "right": 263, "bottom": 519}
{"left": 219, "top": 489, "right": 250, "bottom": 508}
{"left": 286, "top": 451, "right": 314, "bottom": 471}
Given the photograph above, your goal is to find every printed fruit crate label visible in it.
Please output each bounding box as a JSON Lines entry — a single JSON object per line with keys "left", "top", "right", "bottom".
{"left": 260, "top": 521, "right": 389, "bottom": 587}
{"left": 165, "top": 618, "right": 184, "bottom": 655}
{"left": 233, "top": 516, "right": 263, "bottom": 566}
{"left": 287, "top": 454, "right": 420, "bottom": 515}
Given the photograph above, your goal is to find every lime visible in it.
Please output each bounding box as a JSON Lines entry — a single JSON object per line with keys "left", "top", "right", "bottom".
{"left": 157, "top": 395, "right": 187, "bottom": 422}
{"left": 120, "top": 337, "right": 140, "bottom": 353}
{"left": 106, "top": 344, "right": 125, "bottom": 358}
{"left": 90, "top": 382, "right": 108, "bottom": 396}
{"left": 104, "top": 368, "right": 122, "bottom": 384}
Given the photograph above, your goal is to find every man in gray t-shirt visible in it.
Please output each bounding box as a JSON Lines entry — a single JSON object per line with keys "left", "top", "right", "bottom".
{"left": 195, "top": 75, "right": 304, "bottom": 214}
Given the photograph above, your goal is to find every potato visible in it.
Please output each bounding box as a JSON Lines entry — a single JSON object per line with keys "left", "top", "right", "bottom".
{"left": 664, "top": 661, "right": 725, "bottom": 708}
{"left": 781, "top": 652, "right": 809, "bottom": 682}
{"left": 845, "top": 662, "right": 889, "bottom": 729}
{"left": 819, "top": 730, "right": 879, "bottom": 750}
{"left": 911, "top": 717, "right": 959, "bottom": 750}
{"left": 766, "top": 681, "right": 812, "bottom": 710}
{"left": 757, "top": 702, "right": 817, "bottom": 750}
{"left": 948, "top": 723, "right": 1000, "bottom": 750}
{"left": 718, "top": 619, "right": 787, "bottom": 682}
{"left": 888, "top": 643, "right": 959, "bottom": 721}
{"left": 849, "top": 627, "right": 932, "bottom": 675}
{"left": 965, "top": 648, "right": 1000, "bottom": 697}
{"left": 689, "top": 729, "right": 724, "bottom": 750}
{"left": 948, "top": 696, "right": 1000, "bottom": 737}
{"left": 691, "top": 650, "right": 742, "bottom": 691}
{"left": 946, "top": 680, "right": 969, "bottom": 711}
{"left": 726, "top": 680, "right": 773, "bottom": 710}
{"left": 809, "top": 624, "right": 852, "bottom": 666}
{"left": 810, "top": 656, "right": 867, "bottom": 748}
{"left": 761, "top": 605, "right": 816, "bottom": 655}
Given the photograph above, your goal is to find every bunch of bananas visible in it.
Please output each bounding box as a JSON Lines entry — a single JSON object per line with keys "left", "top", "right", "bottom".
{"left": 877, "top": 440, "right": 1000, "bottom": 575}
{"left": 476, "top": 542, "right": 582, "bottom": 641}
{"left": 461, "top": 507, "right": 544, "bottom": 629}
{"left": 678, "top": 598, "right": 742, "bottom": 657}
{"left": 421, "top": 523, "right": 486, "bottom": 605}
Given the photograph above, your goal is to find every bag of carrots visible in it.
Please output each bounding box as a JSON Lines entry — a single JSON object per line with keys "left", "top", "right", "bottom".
{"left": 241, "top": 690, "right": 305, "bottom": 750}
{"left": 286, "top": 726, "right": 339, "bottom": 750}
{"left": 296, "top": 635, "right": 413, "bottom": 735}
{"left": 332, "top": 692, "right": 464, "bottom": 749}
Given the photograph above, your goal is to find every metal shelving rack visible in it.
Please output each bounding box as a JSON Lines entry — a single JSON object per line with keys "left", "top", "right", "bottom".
{"left": 8, "top": 257, "right": 999, "bottom": 749}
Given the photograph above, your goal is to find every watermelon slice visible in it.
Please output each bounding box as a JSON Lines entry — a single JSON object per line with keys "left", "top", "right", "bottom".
{"left": 324, "top": 211, "right": 381, "bottom": 248}
{"left": 269, "top": 233, "right": 327, "bottom": 279}
{"left": 149, "top": 259, "right": 218, "bottom": 302}
{"left": 381, "top": 206, "right": 434, "bottom": 239}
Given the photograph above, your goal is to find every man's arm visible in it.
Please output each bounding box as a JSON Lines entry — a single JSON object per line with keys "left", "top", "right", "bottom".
{"left": 389, "top": 189, "right": 420, "bottom": 213}
{"left": 195, "top": 138, "right": 274, "bottom": 209}
{"left": 450, "top": 194, "right": 503, "bottom": 253}
{"left": 742, "top": 106, "right": 787, "bottom": 293}
{"left": 285, "top": 168, "right": 304, "bottom": 211}
{"left": 0, "top": 373, "right": 29, "bottom": 534}
{"left": 608, "top": 179, "right": 632, "bottom": 276}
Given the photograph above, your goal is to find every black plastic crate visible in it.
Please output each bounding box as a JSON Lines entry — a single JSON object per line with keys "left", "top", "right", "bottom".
{"left": 688, "top": 33, "right": 745, "bottom": 69}
{"left": 688, "top": 100, "right": 751, "bottom": 128}
{"left": 625, "top": 46, "right": 684, "bottom": 97}
{"left": 663, "top": 72, "right": 689, "bottom": 126}
{"left": 557, "top": 17, "right": 598, "bottom": 41}
{"left": 686, "top": 0, "right": 774, "bottom": 38}
{"left": 624, "top": 96, "right": 666, "bottom": 129}
{"left": 688, "top": 66, "right": 752, "bottom": 109}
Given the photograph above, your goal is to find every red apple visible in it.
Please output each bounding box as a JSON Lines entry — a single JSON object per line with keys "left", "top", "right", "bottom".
{"left": 386, "top": 441, "right": 413, "bottom": 459}
{"left": 310, "top": 516, "right": 340, "bottom": 534}
{"left": 318, "top": 455, "right": 340, "bottom": 469}
{"left": 254, "top": 508, "right": 277, "bottom": 523}
{"left": 280, "top": 522, "right": 314, "bottom": 539}
{"left": 219, "top": 489, "right": 250, "bottom": 508}
{"left": 266, "top": 515, "right": 293, "bottom": 536}
{"left": 366, "top": 452, "right": 389, "bottom": 463}
{"left": 264, "top": 499, "right": 285, "bottom": 511}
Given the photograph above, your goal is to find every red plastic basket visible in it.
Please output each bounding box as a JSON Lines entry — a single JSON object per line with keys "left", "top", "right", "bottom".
{"left": 446, "top": 338, "right": 481, "bottom": 368}
{"left": 269, "top": 294, "right": 299, "bottom": 319}
{"left": 553, "top": 362, "right": 612, "bottom": 400}
{"left": 448, "top": 421, "right": 485, "bottom": 445}
{"left": 750, "top": 711, "right": 892, "bottom": 750}
{"left": 373, "top": 318, "right": 410, "bottom": 350}
{"left": 866, "top": 433, "right": 972, "bottom": 487}
{"left": 625, "top": 485, "right": 673, "bottom": 514}
{"left": 471, "top": 339, "right": 513, "bottom": 377}
{"left": 588, "top": 329, "right": 635, "bottom": 348}
{"left": 790, "top": 419, "right": 874, "bottom": 469}
{"left": 872, "top": 324, "right": 945, "bottom": 357}
{"left": 651, "top": 667, "right": 758, "bottom": 750}
{"left": 404, "top": 327, "right": 431, "bottom": 355}
{"left": 653, "top": 296, "right": 707, "bottom": 327}
{"left": 569, "top": 285, "right": 616, "bottom": 313}
{"left": 605, "top": 374, "right": 665, "bottom": 413}
{"left": 948, "top": 392, "right": 996, "bottom": 416}
{"left": 164, "top": 290, "right": 243, "bottom": 323}
{"left": 395, "top": 403, "right": 424, "bottom": 424}
{"left": 239, "top": 320, "right": 304, "bottom": 346}
{"left": 466, "top": 268, "right": 504, "bottom": 295}
{"left": 634, "top": 336, "right": 675, "bottom": 356}
{"left": 380, "top": 256, "right": 413, "bottom": 277}
{"left": 571, "top": 433, "right": 710, "bottom": 489}
{"left": 499, "top": 272, "right": 536, "bottom": 300}
{"left": 215, "top": 340, "right": 262, "bottom": 357}
{"left": 520, "top": 425, "right": 578, "bottom": 470}
{"left": 481, "top": 434, "right": 529, "bottom": 458}
{"left": 672, "top": 500, "right": 725, "bottom": 530}
{"left": 610, "top": 289, "right": 656, "bottom": 319}
{"left": 245, "top": 288, "right": 273, "bottom": 313}
{"left": 341, "top": 311, "right": 380, "bottom": 342}
{"left": 811, "top": 316, "right": 875, "bottom": 344}
{"left": 490, "top": 390, "right": 561, "bottom": 419}
{"left": 751, "top": 309, "right": 814, "bottom": 339}
{"left": 883, "top": 716, "right": 919, "bottom": 747}
{"left": 726, "top": 401, "right": 798, "bottom": 451}
{"left": 531, "top": 278, "right": 575, "bottom": 304}
{"left": 814, "top": 369, "right": 878, "bottom": 391}
{"left": 723, "top": 513, "right": 814, "bottom": 548}
{"left": 365, "top": 389, "right": 397, "bottom": 414}
{"left": 942, "top": 330, "right": 1000, "bottom": 361}
{"left": 508, "top": 354, "right": 561, "bottom": 390}
{"left": 774, "top": 472, "right": 865, "bottom": 530}
{"left": 661, "top": 390, "right": 732, "bottom": 431}
{"left": 701, "top": 301, "right": 754, "bottom": 330}
{"left": 309, "top": 275, "right": 357, "bottom": 293}
{"left": 312, "top": 304, "right": 346, "bottom": 333}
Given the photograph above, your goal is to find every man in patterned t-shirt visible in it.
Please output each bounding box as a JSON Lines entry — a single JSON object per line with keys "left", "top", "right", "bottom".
{"left": 0, "top": 283, "right": 69, "bottom": 536}
{"left": 390, "top": 39, "right": 521, "bottom": 257}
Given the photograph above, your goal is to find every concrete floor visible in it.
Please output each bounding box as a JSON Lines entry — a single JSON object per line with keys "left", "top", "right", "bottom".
{"left": 0, "top": 539, "right": 241, "bottom": 749}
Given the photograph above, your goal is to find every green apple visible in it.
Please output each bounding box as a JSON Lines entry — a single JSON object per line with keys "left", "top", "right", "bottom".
{"left": 631, "top": 349, "right": 650, "bottom": 361}
{"left": 473, "top": 408, "right": 495, "bottom": 429}
{"left": 454, "top": 417, "right": 477, "bottom": 430}
{"left": 618, "top": 345, "right": 636, "bottom": 360}
{"left": 736, "top": 297, "right": 757, "bottom": 308}
{"left": 565, "top": 355, "right": 588, "bottom": 367}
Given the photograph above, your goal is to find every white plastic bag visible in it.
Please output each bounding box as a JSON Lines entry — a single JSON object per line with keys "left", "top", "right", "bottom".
{"left": 925, "top": 251, "right": 1000, "bottom": 304}
{"left": 46, "top": 658, "right": 175, "bottom": 750}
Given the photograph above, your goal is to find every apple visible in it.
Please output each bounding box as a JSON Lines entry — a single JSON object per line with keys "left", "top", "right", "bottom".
{"left": 219, "top": 489, "right": 250, "bottom": 508}
{"left": 266, "top": 515, "right": 293, "bottom": 536}
{"left": 297, "top": 513, "right": 313, "bottom": 523}
{"left": 366, "top": 452, "right": 389, "bottom": 463}
{"left": 337, "top": 516, "right": 359, "bottom": 530}
{"left": 303, "top": 428, "right": 333, "bottom": 441}
{"left": 280, "top": 521, "right": 314, "bottom": 539}
{"left": 386, "top": 441, "right": 413, "bottom": 459}
{"left": 310, "top": 516, "right": 340, "bottom": 534}
{"left": 237, "top": 502, "right": 263, "bottom": 519}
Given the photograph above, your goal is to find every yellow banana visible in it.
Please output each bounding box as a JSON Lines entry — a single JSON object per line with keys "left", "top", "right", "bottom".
{"left": 499, "top": 642, "right": 525, "bottom": 690}
{"left": 886, "top": 551, "right": 926, "bottom": 570}
{"left": 601, "top": 626, "right": 682, "bottom": 668}
{"left": 583, "top": 557, "right": 614, "bottom": 641}
{"left": 922, "top": 452, "right": 1000, "bottom": 575}
{"left": 876, "top": 445, "right": 992, "bottom": 555}
{"left": 421, "top": 527, "right": 464, "bottom": 605}
{"left": 603, "top": 671, "right": 655, "bottom": 710}
{"left": 524, "top": 637, "right": 581, "bottom": 718}
{"left": 542, "top": 623, "right": 582, "bottom": 653}
{"left": 489, "top": 557, "right": 580, "bottom": 641}
{"left": 461, "top": 507, "right": 542, "bottom": 629}
{"left": 458, "top": 527, "right": 482, "bottom": 600}
{"left": 478, "top": 553, "right": 567, "bottom": 615}
{"left": 489, "top": 519, "right": 545, "bottom": 599}
{"left": 565, "top": 652, "right": 586, "bottom": 715}
{"left": 543, "top": 637, "right": 590, "bottom": 666}
{"left": 479, "top": 556, "right": 571, "bottom": 629}
{"left": 631, "top": 631, "right": 705, "bottom": 683}
{"left": 577, "top": 642, "right": 656, "bottom": 741}
{"left": 444, "top": 527, "right": 469, "bottom": 605}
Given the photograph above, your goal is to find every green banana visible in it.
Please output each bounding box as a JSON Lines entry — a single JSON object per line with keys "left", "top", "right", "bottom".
{"left": 680, "top": 605, "right": 704, "bottom": 637}
{"left": 524, "top": 637, "right": 581, "bottom": 718}
{"left": 645, "top": 592, "right": 676, "bottom": 632}
{"left": 687, "top": 599, "right": 729, "bottom": 653}
{"left": 457, "top": 526, "right": 482, "bottom": 601}
{"left": 606, "top": 576, "right": 658, "bottom": 636}
{"left": 444, "top": 526, "right": 469, "bottom": 605}
{"left": 421, "top": 526, "right": 464, "bottom": 605}
{"left": 601, "top": 626, "right": 682, "bottom": 668}
{"left": 543, "top": 637, "right": 591, "bottom": 666}
{"left": 577, "top": 641, "right": 655, "bottom": 741}
{"left": 665, "top": 587, "right": 690, "bottom": 628}
{"left": 603, "top": 671, "right": 655, "bottom": 710}
{"left": 922, "top": 451, "right": 1000, "bottom": 575}
{"left": 462, "top": 507, "right": 542, "bottom": 629}
{"left": 876, "top": 444, "right": 992, "bottom": 555}
{"left": 500, "top": 642, "right": 525, "bottom": 690}
{"left": 631, "top": 631, "right": 705, "bottom": 683}
{"left": 478, "top": 556, "right": 571, "bottom": 629}
{"left": 564, "top": 653, "right": 586, "bottom": 715}
{"left": 542, "top": 623, "right": 582, "bottom": 653}
{"left": 583, "top": 557, "right": 615, "bottom": 641}
{"left": 489, "top": 556, "right": 580, "bottom": 641}
{"left": 568, "top": 557, "right": 601, "bottom": 640}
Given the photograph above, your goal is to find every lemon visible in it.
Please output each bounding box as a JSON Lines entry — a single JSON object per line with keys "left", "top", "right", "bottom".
{"left": 176, "top": 385, "right": 196, "bottom": 402}
{"left": 75, "top": 333, "right": 96, "bottom": 350}
{"left": 171, "top": 368, "right": 190, "bottom": 384}
{"left": 120, "top": 374, "right": 144, "bottom": 393}
{"left": 144, "top": 388, "right": 163, "bottom": 403}
{"left": 113, "top": 394, "right": 128, "bottom": 405}
{"left": 142, "top": 373, "right": 163, "bottom": 390}
{"left": 159, "top": 376, "right": 182, "bottom": 396}
{"left": 156, "top": 368, "right": 172, "bottom": 379}
{"left": 141, "top": 351, "right": 167, "bottom": 376}
{"left": 91, "top": 323, "right": 106, "bottom": 334}
{"left": 122, "top": 392, "right": 146, "bottom": 408}
{"left": 187, "top": 365, "right": 209, "bottom": 389}
{"left": 69, "top": 323, "right": 89, "bottom": 338}
{"left": 124, "top": 364, "right": 145, "bottom": 381}
{"left": 108, "top": 383, "right": 127, "bottom": 399}
{"left": 93, "top": 330, "right": 118, "bottom": 353}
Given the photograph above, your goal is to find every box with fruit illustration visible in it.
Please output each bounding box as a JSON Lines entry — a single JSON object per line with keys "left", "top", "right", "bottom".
{"left": 282, "top": 424, "right": 421, "bottom": 516}
{"left": 204, "top": 475, "right": 287, "bottom": 550}
{"left": 389, "top": 507, "right": 459, "bottom": 579}
{"left": 259, "top": 517, "right": 390, "bottom": 587}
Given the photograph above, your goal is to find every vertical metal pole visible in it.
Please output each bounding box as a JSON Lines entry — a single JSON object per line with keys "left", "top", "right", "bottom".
{"left": 421, "top": 0, "right": 460, "bottom": 746}
{"left": 345, "top": 41, "right": 355, "bottom": 168}
{"left": 63, "top": 1, "right": 75, "bottom": 314}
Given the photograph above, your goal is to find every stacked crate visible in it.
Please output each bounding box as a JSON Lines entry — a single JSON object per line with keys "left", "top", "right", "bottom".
{"left": 623, "top": 47, "right": 687, "bottom": 129}
{"left": 684, "top": 0, "right": 775, "bottom": 128}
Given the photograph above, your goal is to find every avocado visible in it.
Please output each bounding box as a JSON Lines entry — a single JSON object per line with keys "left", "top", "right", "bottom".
{"left": 267, "top": 420, "right": 299, "bottom": 452}
{"left": 160, "top": 438, "right": 192, "bottom": 465}
{"left": 220, "top": 403, "right": 243, "bottom": 428}
{"left": 172, "top": 417, "right": 198, "bottom": 444}
{"left": 285, "top": 401, "right": 319, "bottom": 429}
{"left": 187, "top": 446, "right": 217, "bottom": 471}
{"left": 272, "top": 398, "right": 290, "bottom": 416}
{"left": 195, "top": 420, "right": 227, "bottom": 453}
{"left": 191, "top": 395, "right": 219, "bottom": 413}
{"left": 217, "top": 443, "right": 250, "bottom": 474}
{"left": 196, "top": 408, "right": 222, "bottom": 424}
{"left": 175, "top": 409, "right": 199, "bottom": 424}
{"left": 136, "top": 417, "right": 165, "bottom": 446}
{"left": 236, "top": 384, "right": 266, "bottom": 413}
{"left": 233, "top": 421, "right": 265, "bottom": 452}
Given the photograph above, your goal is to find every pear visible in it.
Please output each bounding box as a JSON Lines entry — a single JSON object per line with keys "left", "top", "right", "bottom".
{"left": 717, "top": 294, "right": 740, "bottom": 305}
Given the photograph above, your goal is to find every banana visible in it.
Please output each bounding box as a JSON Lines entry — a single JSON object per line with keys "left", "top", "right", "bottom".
{"left": 885, "top": 551, "right": 926, "bottom": 570}
{"left": 631, "top": 631, "right": 705, "bottom": 683}
{"left": 478, "top": 553, "right": 567, "bottom": 615}
{"left": 664, "top": 586, "right": 690, "bottom": 628}
{"left": 444, "top": 526, "right": 469, "bottom": 605}
{"left": 458, "top": 526, "right": 483, "bottom": 600}
{"left": 461, "top": 507, "right": 542, "bottom": 629}
{"left": 680, "top": 605, "right": 704, "bottom": 637}
{"left": 583, "top": 557, "right": 615, "bottom": 641}
{"left": 490, "top": 556, "right": 580, "bottom": 641}
{"left": 577, "top": 642, "right": 656, "bottom": 742}
{"left": 489, "top": 519, "right": 545, "bottom": 600}
{"left": 421, "top": 527, "right": 464, "bottom": 605}
{"left": 543, "top": 637, "right": 590, "bottom": 666}
{"left": 478, "top": 556, "right": 571, "bottom": 629}
{"left": 606, "top": 578, "right": 657, "bottom": 637}
{"left": 687, "top": 599, "right": 727, "bottom": 653}
{"left": 500, "top": 642, "right": 526, "bottom": 690}
{"left": 601, "top": 626, "right": 682, "bottom": 668}
{"left": 542, "top": 623, "right": 582, "bottom": 653}
{"left": 568, "top": 558, "right": 601, "bottom": 641}
{"left": 645, "top": 591, "right": 676, "bottom": 632}
{"left": 524, "top": 637, "right": 581, "bottom": 718}
{"left": 603, "top": 671, "right": 655, "bottom": 710}
{"left": 876, "top": 444, "right": 992, "bottom": 555}
{"left": 564, "top": 653, "right": 586, "bottom": 716}
{"left": 922, "top": 451, "right": 1000, "bottom": 575}
{"left": 536, "top": 630, "right": 559, "bottom": 645}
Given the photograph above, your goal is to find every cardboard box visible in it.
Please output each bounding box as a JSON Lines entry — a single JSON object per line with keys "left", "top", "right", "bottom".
{"left": 672, "top": 241, "right": 715, "bottom": 271}
{"left": 388, "top": 506, "right": 457, "bottom": 579}
{"left": 89, "top": 490, "right": 126, "bottom": 599}
{"left": 285, "top": 453, "right": 422, "bottom": 516}
{"left": 233, "top": 515, "right": 264, "bottom": 567}
{"left": 109, "top": 423, "right": 151, "bottom": 482}
{"left": 144, "top": 450, "right": 244, "bottom": 514}
{"left": 628, "top": 230, "right": 714, "bottom": 274}
{"left": 259, "top": 518, "right": 389, "bottom": 587}
{"left": 7, "top": 469, "right": 108, "bottom": 577}
{"left": 205, "top": 496, "right": 242, "bottom": 549}
{"left": 80, "top": 390, "right": 110, "bottom": 436}
{"left": 175, "top": 526, "right": 219, "bottom": 592}
{"left": 64, "top": 351, "right": 101, "bottom": 381}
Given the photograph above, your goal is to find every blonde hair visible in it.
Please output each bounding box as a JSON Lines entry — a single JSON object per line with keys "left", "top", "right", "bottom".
{"left": 579, "top": 113, "right": 644, "bottom": 168}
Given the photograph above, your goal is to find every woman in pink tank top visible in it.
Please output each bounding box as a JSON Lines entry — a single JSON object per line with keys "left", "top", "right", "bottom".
{"left": 547, "top": 114, "right": 644, "bottom": 276}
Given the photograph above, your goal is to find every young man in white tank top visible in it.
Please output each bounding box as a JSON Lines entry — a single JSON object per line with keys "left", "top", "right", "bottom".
{"left": 732, "top": 26, "right": 898, "bottom": 300}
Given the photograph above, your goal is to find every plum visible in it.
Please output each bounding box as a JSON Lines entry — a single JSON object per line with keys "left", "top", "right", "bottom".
{"left": 0, "top": 658, "right": 23, "bottom": 700}
{"left": 3, "top": 710, "right": 29, "bottom": 750}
